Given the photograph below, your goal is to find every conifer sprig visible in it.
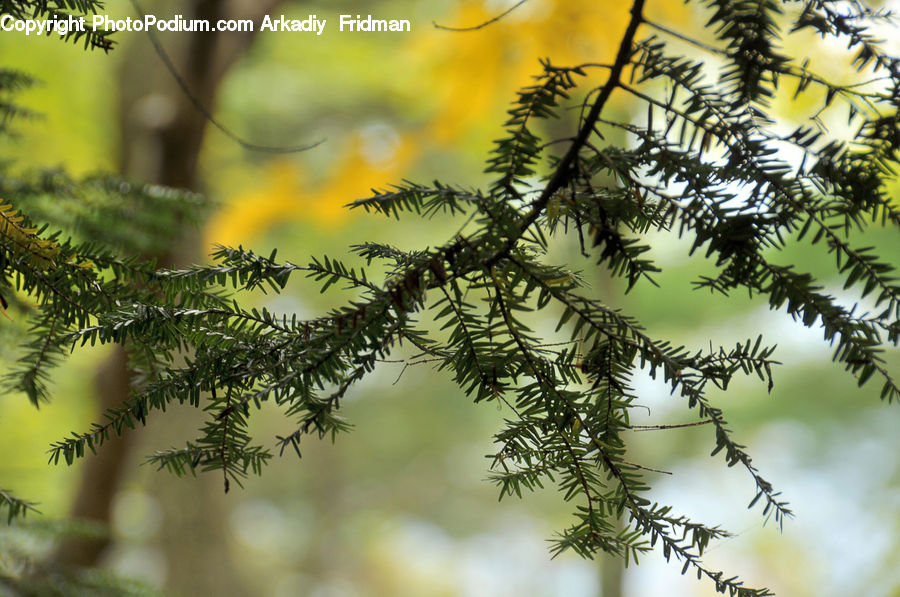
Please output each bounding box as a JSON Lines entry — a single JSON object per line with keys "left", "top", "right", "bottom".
{"left": 1, "top": 0, "right": 897, "bottom": 594}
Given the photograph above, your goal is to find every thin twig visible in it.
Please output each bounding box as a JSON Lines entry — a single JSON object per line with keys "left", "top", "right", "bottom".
{"left": 630, "top": 420, "right": 714, "bottom": 431}
{"left": 434, "top": 0, "right": 531, "bottom": 32}
{"left": 128, "top": 0, "right": 324, "bottom": 154}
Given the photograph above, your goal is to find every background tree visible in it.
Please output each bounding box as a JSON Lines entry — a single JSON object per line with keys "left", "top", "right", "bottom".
{"left": 1, "top": 1, "right": 898, "bottom": 596}
{"left": 56, "top": 2, "right": 292, "bottom": 590}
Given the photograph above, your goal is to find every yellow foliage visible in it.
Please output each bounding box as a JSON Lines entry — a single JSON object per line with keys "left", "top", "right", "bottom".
{"left": 207, "top": 0, "right": 694, "bottom": 245}
{"left": 0, "top": 201, "right": 60, "bottom": 271}
{"left": 206, "top": 136, "right": 413, "bottom": 247}
{"left": 416, "top": 0, "right": 629, "bottom": 143}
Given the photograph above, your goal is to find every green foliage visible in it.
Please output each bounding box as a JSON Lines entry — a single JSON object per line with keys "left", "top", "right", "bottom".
{"left": 0, "top": 0, "right": 898, "bottom": 595}
{"left": 0, "top": 68, "right": 38, "bottom": 135}
{"left": 0, "top": 0, "right": 114, "bottom": 51}
{"left": 0, "top": 0, "right": 205, "bottom": 536}
{"left": 0, "top": 519, "right": 162, "bottom": 596}
{"left": 0, "top": 488, "right": 39, "bottom": 523}
{"left": 0, "top": 178, "right": 208, "bottom": 407}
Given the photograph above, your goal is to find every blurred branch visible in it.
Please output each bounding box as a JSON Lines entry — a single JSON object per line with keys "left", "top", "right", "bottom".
{"left": 434, "top": 0, "right": 531, "bottom": 32}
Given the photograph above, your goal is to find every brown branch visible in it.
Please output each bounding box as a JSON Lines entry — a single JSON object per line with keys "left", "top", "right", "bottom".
{"left": 492, "top": 0, "right": 646, "bottom": 260}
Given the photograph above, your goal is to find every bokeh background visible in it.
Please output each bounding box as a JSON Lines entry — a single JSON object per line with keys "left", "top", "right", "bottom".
{"left": 0, "top": 0, "right": 898, "bottom": 596}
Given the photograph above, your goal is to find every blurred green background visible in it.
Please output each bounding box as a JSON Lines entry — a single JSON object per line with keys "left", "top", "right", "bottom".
{"left": 0, "top": 1, "right": 898, "bottom": 596}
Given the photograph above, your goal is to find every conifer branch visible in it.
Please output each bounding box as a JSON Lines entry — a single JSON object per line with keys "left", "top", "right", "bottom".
{"left": 2, "top": 0, "right": 897, "bottom": 593}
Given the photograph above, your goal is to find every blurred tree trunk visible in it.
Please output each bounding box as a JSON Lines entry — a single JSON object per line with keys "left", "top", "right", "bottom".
{"left": 52, "top": 347, "right": 133, "bottom": 567}
{"left": 601, "top": 547, "right": 625, "bottom": 597}
{"left": 55, "top": 2, "right": 286, "bottom": 591}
